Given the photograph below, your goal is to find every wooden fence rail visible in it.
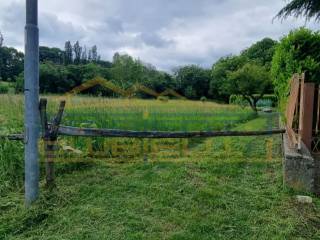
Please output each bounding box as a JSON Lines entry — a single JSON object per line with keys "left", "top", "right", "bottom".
{"left": 0, "top": 128, "right": 286, "bottom": 141}
{"left": 0, "top": 134, "right": 24, "bottom": 141}
{"left": 57, "top": 125, "right": 285, "bottom": 138}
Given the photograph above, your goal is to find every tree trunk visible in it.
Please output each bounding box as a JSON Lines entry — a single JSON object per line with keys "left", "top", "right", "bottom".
{"left": 242, "top": 95, "right": 258, "bottom": 112}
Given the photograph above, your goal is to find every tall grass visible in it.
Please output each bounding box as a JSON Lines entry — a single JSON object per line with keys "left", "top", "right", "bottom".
{"left": 48, "top": 96, "right": 256, "bottom": 131}
{"left": 0, "top": 94, "right": 256, "bottom": 193}
{"left": 0, "top": 95, "right": 24, "bottom": 194}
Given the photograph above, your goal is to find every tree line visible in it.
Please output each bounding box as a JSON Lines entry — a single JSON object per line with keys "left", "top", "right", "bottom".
{"left": 1, "top": 26, "right": 320, "bottom": 111}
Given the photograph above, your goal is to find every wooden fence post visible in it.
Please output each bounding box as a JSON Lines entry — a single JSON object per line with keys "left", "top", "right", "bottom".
{"left": 299, "top": 82, "right": 315, "bottom": 150}
{"left": 39, "top": 99, "right": 65, "bottom": 187}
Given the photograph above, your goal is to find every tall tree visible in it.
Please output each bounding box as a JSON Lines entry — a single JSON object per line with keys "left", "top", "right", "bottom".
{"left": 73, "top": 41, "right": 82, "bottom": 65}
{"left": 0, "top": 31, "right": 3, "bottom": 47}
{"left": 276, "top": 0, "right": 320, "bottom": 21}
{"left": 88, "top": 49, "right": 92, "bottom": 62}
{"left": 210, "top": 55, "right": 246, "bottom": 102}
{"left": 64, "top": 41, "right": 73, "bottom": 65}
{"left": 91, "top": 45, "right": 98, "bottom": 62}
{"left": 174, "top": 65, "right": 211, "bottom": 99}
{"left": 224, "top": 63, "right": 271, "bottom": 112}
{"left": 241, "top": 38, "right": 278, "bottom": 69}
{"left": 81, "top": 45, "right": 88, "bottom": 64}
{"left": 0, "top": 47, "right": 24, "bottom": 81}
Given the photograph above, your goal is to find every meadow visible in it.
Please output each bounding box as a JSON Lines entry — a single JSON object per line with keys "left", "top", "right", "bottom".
{"left": 0, "top": 94, "right": 320, "bottom": 239}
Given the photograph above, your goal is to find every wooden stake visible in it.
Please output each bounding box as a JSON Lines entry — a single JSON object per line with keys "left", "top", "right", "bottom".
{"left": 39, "top": 99, "right": 65, "bottom": 187}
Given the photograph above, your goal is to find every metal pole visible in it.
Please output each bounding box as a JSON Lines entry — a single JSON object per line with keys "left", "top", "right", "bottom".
{"left": 25, "top": 0, "right": 39, "bottom": 205}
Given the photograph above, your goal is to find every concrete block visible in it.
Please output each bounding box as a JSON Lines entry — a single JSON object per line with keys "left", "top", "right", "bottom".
{"left": 283, "top": 133, "right": 316, "bottom": 193}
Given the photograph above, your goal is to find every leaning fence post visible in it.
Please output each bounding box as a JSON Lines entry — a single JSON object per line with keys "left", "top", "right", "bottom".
{"left": 39, "top": 99, "right": 65, "bottom": 187}
{"left": 39, "top": 99, "right": 52, "bottom": 186}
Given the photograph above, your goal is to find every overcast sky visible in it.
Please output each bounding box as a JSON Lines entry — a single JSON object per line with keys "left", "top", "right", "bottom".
{"left": 0, "top": 0, "right": 318, "bottom": 71}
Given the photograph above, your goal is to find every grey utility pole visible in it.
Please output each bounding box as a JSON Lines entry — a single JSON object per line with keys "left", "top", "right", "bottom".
{"left": 25, "top": 0, "right": 39, "bottom": 205}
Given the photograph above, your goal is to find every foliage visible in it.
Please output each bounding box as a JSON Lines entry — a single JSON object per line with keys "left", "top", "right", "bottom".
{"left": 224, "top": 63, "right": 272, "bottom": 111}
{"left": 40, "top": 62, "right": 74, "bottom": 93}
{"left": 276, "top": 0, "right": 320, "bottom": 21}
{"left": 271, "top": 28, "right": 320, "bottom": 105}
{"left": 0, "top": 84, "right": 9, "bottom": 94}
{"left": 16, "top": 62, "right": 112, "bottom": 94}
{"left": 230, "top": 94, "right": 278, "bottom": 108}
{"left": 0, "top": 35, "right": 280, "bottom": 102}
{"left": 211, "top": 38, "right": 277, "bottom": 104}
{"left": 0, "top": 31, "right": 3, "bottom": 47}
{"left": 174, "top": 65, "right": 211, "bottom": 99}
{"left": 40, "top": 46, "right": 64, "bottom": 64}
{"left": 157, "top": 96, "right": 169, "bottom": 102}
{"left": 241, "top": 38, "right": 278, "bottom": 69}
{"left": 210, "top": 55, "right": 247, "bottom": 102}
{"left": 200, "top": 96, "right": 207, "bottom": 102}
{"left": 0, "top": 47, "right": 24, "bottom": 82}
{"left": 73, "top": 41, "right": 82, "bottom": 65}
{"left": 229, "top": 95, "right": 248, "bottom": 108}
{"left": 110, "top": 53, "right": 176, "bottom": 98}
{"left": 64, "top": 41, "right": 73, "bottom": 65}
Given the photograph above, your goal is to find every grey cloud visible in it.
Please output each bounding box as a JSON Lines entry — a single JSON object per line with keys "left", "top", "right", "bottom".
{"left": 39, "top": 13, "right": 86, "bottom": 47}
{"left": 139, "top": 32, "right": 174, "bottom": 48}
{"left": 0, "top": 1, "right": 25, "bottom": 48}
{"left": 0, "top": 0, "right": 318, "bottom": 71}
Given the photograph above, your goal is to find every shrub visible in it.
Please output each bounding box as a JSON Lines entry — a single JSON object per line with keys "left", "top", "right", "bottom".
{"left": 271, "top": 28, "right": 320, "bottom": 107}
{"left": 229, "top": 94, "right": 277, "bottom": 108}
{"left": 200, "top": 96, "right": 207, "bottom": 102}
{"left": 157, "top": 96, "right": 169, "bottom": 102}
{"left": 0, "top": 85, "right": 9, "bottom": 94}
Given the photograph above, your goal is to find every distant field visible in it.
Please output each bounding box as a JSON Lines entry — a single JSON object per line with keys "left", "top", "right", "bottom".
{"left": 1, "top": 95, "right": 255, "bottom": 133}
{"left": 0, "top": 94, "right": 319, "bottom": 239}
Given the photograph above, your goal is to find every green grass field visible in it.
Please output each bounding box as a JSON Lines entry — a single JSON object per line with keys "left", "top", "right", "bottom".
{"left": 0, "top": 95, "right": 320, "bottom": 239}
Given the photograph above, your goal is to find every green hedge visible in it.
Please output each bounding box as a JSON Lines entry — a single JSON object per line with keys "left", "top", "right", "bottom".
{"left": 271, "top": 28, "right": 320, "bottom": 110}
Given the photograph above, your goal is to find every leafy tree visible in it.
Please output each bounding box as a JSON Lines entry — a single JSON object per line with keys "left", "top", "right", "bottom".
{"left": 88, "top": 49, "right": 92, "bottom": 62}
{"left": 73, "top": 41, "right": 82, "bottom": 65}
{"left": 111, "top": 53, "right": 144, "bottom": 88}
{"left": 149, "top": 72, "right": 176, "bottom": 93}
{"left": 271, "top": 28, "right": 320, "bottom": 104}
{"left": 276, "top": 0, "right": 320, "bottom": 21}
{"left": 39, "top": 62, "right": 73, "bottom": 93}
{"left": 64, "top": 41, "right": 73, "bottom": 65}
{"left": 210, "top": 55, "right": 246, "bottom": 102}
{"left": 174, "top": 65, "right": 211, "bottom": 99}
{"left": 241, "top": 38, "right": 278, "bottom": 69}
{"left": 0, "top": 47, "right": 24, "bottom": 81}
{"left": 81, "top": 45, "right": 88, "bottom": 64}
{"left": 91, "top": 45, "right": 99, "bottom": 62}
{"left": 225, "top": 63, "right": 271, "bottom": 112}
{"left": 40, "top": 46, "right": 64, "bottom": 64}
{"left": 96, "top": 59, "right": 112, "bottom": 68}
{"left": 0, "top": 31, "right": 3, "bottom": 47}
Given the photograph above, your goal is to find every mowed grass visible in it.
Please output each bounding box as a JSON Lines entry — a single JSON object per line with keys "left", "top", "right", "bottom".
{"left": 0, "top": 94, "right": 320, "bottom": 239}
